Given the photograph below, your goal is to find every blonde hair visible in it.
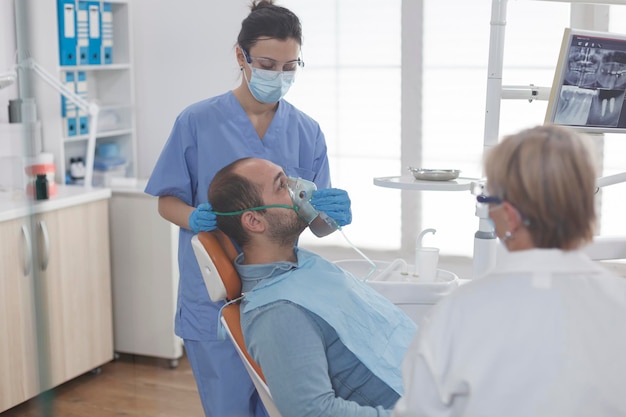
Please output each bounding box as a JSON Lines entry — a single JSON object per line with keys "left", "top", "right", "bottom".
{"left": 484, "top": 125, "right": 597, "bottom": 249}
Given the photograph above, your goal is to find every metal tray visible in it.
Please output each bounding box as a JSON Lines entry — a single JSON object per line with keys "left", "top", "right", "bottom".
{"left": 408, "top": 167, "right": 461, "bottom": 181}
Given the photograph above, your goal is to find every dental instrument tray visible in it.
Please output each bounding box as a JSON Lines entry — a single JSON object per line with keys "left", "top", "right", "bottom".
{"left": 408, "top": 167, "right": 461, "bottom": 181}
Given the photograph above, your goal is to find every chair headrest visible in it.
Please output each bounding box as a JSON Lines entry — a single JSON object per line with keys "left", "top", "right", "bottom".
{"left": 196, "top": 230, "right": 242, "bottom": 301}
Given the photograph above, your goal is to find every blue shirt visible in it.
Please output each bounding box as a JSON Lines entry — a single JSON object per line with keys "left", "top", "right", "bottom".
{"left": 144, "top": 91, "right": 331, "bottom": 340}
{"left": 237, "top": 248, "right": 417, "bottom": 417}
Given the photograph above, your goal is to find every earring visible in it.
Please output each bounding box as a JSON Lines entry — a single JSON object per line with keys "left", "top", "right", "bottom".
{"left": 504, "top": 231, "right": 514, "bottom": 240}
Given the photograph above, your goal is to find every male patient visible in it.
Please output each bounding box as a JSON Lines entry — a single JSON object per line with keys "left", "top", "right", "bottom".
{"left": 208, "top": 157, "right": 417, "bottom": 417}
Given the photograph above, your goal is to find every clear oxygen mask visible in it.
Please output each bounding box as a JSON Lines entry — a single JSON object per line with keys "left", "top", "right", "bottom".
{"left": 287, "top": 176, "right": 377, "bottom": 280}
{"left": 287, "top": 177, "right": 339, "bottom": 238}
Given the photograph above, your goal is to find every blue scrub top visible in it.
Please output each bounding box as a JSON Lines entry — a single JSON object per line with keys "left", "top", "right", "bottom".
{"left": 144, "top": 90, "right": 331, "bottom": 341}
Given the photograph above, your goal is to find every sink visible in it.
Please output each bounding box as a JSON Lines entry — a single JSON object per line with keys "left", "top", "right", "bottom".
{"left": 334, "top": 259, "right": 460, "bottom": 324}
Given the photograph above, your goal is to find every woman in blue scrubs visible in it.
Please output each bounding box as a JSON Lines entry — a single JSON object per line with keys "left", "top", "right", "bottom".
{"left": 144, "top": 1, "right": 351, "bottom": 416}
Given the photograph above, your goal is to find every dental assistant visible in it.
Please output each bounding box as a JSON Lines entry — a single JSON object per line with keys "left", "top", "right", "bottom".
{"left": 144, "top": 2, "right": 351, "bottom": 416}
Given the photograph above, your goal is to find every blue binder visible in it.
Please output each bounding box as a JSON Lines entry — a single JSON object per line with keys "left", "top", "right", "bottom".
{"left": 76, "top": 71, "right": 89, "bottom": 135}
{"left": 57, "top": 0, "right": 77, "bottom": 66}
{"left": 87, "top": 1, "right": 102, "bottom": 64}
{"left": 77, "top": 1, "right": 89, "bottom": 65}
{"left": 102, "top": 3, "right": 113, "bottom": 64}
{"left": 61, "top": 71, "right": 78, "bottom": 136}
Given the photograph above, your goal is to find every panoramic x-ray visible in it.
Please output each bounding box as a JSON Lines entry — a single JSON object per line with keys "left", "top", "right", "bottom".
{"left": 553, "top": 37, "right": 626, "bottom": 129}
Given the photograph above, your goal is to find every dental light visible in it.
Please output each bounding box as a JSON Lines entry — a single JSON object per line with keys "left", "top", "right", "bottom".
{"left": 1, "top": 58, "right": 100, "bottom": 188}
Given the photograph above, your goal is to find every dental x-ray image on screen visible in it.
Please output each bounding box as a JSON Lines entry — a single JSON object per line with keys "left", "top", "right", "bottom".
{"left": 545, "top": 28, "right": 626, "bottom": 133}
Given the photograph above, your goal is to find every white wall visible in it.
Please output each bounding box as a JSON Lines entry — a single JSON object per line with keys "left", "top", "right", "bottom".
{"left": 132, "top": 0, "right": 250, "bottom": 179}
{"left": 0, "top": 0, "right": 18, "bottom": 124}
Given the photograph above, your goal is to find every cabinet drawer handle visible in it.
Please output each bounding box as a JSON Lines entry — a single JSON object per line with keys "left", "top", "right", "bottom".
{"left": 38, "top": 220, "right": 50, "bottom": 271}
{"left": 21, "top": 224, "right": 32, "bottom": 276}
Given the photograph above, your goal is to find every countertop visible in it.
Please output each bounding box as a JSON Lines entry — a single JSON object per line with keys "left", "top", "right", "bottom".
{"left": 0, "top": 185, "right": 112, "bottom": 222}
{"left": 105, "top": 177, "right": 149, "bottom": 195}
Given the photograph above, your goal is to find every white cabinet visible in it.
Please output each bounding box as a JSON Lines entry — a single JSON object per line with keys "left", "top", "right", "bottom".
{"left": 0, "top": 196, "right": 114, "bottom": 413}
{"left": 109, "top": 183, "right": 183, "bottom": 365}
{"left": 22, "top": 0, "right": 136, "bottom": 185}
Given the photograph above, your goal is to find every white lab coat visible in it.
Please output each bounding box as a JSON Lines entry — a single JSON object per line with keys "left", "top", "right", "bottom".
{"left": 393, "top": 248, "right": 626, "bottom": 417}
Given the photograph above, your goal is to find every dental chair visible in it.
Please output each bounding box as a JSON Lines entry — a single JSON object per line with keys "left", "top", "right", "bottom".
{"left": 191, "top": 230, "right": 282, "bottom": 417}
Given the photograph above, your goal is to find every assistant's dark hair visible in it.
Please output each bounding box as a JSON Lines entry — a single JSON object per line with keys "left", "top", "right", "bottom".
{"left": 208, "top": 158, "right": 265, "bottom": 247}
{"left": 237, "top": 0, "right": 303, "bottom": 52}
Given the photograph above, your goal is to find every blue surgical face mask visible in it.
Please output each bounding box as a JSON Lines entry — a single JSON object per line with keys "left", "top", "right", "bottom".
{"left": 244, "top": 62, "right": 296, "bottom": 104}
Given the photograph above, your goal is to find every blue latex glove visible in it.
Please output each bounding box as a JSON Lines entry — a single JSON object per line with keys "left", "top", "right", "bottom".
{"left": 189, "top": 202, "right": 217, "bottom": 233}
{"left": 311, "top": 188, "right": 352, "bottom": 226}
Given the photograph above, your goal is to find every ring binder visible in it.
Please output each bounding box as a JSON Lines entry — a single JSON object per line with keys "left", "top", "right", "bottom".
{"left": 57, "top": 0, "right": 77, "bottom": 66}
{"left": 77, "top": 1, "right": 89, "bottom": 64}
{"left": 87, "top": 1, "right": 102, "bottom": 65}
{"left": 76, "top": 71, "right": 89, "bottom": 135}
{"left": 102, "top": 2, "right": 113, "bottom": 64}
{"left": 61, "top": 71, "right": 77, "bottom": 136}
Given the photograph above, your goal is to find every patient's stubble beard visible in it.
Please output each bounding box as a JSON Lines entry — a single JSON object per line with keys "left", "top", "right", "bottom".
{"left": 265, "top": 209, "right": 307, "bottom": 247}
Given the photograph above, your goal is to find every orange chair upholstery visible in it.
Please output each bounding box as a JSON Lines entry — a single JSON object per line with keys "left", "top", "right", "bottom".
{"left": 194, "top": 230, "right": 266, "bottom": 382}
{"left": 193, "top": 230, "right": 282, "bottom": 416}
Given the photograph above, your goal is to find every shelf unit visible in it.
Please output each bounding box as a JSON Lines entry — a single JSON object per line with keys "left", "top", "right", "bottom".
{"left": 22, "top": 0, "right": 136, "bottom": 186}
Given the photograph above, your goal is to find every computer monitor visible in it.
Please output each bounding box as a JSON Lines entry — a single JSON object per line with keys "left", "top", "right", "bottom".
{"left": 545, "top": 28, "right": 626, "bottom": 133}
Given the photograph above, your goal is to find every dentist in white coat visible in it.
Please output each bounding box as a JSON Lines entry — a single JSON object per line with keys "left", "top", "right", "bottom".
{"left": 393, "top": 125, "right": 626, "bottom": 417}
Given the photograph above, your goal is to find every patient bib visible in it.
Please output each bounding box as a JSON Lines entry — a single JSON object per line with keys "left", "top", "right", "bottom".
{"left": 240, "top": 248, "right": 417, "bottom": 395}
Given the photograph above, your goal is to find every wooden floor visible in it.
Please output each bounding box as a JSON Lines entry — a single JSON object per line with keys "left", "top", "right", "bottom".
{"left": 1, "top": 354, "right": 204, "bottom": 417}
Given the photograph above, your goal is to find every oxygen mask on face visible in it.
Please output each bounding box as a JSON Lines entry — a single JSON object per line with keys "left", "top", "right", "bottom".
{"left": 287, "top": 177, "right": 339, "bottom": 238}
{"left": 286, "top": 177, "right": 377, "bottom": 280}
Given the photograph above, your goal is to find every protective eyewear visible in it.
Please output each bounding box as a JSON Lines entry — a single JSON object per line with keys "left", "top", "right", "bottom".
{"left": 242, "top": 48, "right": 304, "bottom": 72}
{"left": 476, "top": 195, "right": 531, "bottom": 226}
{"left": 476, "top": 194, "right": 503, "bottom": 205}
